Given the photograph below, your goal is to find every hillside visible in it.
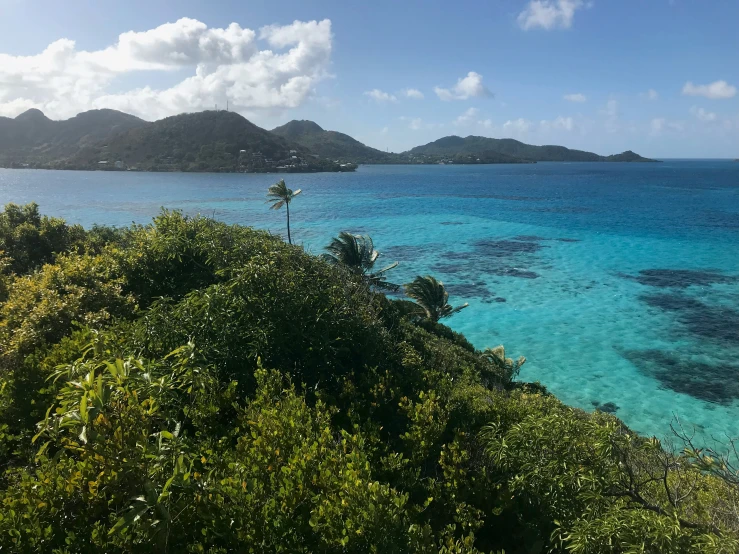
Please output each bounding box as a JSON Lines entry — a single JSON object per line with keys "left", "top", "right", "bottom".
{"left": 0, "top": 203, "right": 735, "bottom": 553}
{"left": 406, "top": 135, "right": 657, "bottom": 162}
{"left": 272, "top": 119, "right": 395, "bottom": 163}
{"left": 0, "top": 108, "right": 147, "bottom": 166}
{"left": 63, "top": 111, "right": 349, "bottom": 172}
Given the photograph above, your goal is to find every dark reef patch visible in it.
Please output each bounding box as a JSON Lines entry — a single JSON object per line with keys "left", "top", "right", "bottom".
{"left": 556, "top": 238, "right": 581, "bottom": 243}
{"left": 473, "top": 239, "right": 544, "bottom": 257}
{"left": 623, "top": 268, "right": 736, "bottom": 289}
{"left": 521, "top": 206, "right": 592, "bottom": 214}
{"left": 494, "top": 297, "right": 507, "bottom": 303}
{"left": 440, "top": 221, "right": 466, "bottom": 226}
{"left": 446, "top": 282, "right": 494, "bottom": 301}
{"left": 641, "top": 293, "right": 739, "bottom": 346}
{"left": 511, "top": 235, "right": 548, "bottom": 242}
{"left": 591, "top": 400, "right": 620, "bottom": 414}
{"left": 623, "top": 349, "right": 739, "bottom": 404}
{"left": 495, "top": 268, "right": 540, "bottom": 279}
{"left": 383, "top": 243, "right": 441, "bottom": 263}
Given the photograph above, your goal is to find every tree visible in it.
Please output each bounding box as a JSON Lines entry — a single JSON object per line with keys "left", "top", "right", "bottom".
{"left": 323, "top": 232, "right": 398, "bottom": 290}
{"left": 482, "top": 345, "right": 526, "bottom": 383}
{"left": 266, "top": 180, "right": 302, "bottom": 245}
{"left": 404, "top": 275, "right": 468, "bottom": 322}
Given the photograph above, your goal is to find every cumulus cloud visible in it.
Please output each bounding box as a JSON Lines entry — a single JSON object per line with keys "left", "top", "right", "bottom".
{"left": 435, "top": 71, "right": 492, "bottom": 101}
{"left": 454, "top": 107, "right": 480, "bottom": 126}
{"left": 364, "top": 89, "right": 398, "bottom": 103}
{"left": 403, "top": 88, "right": 424, "bottom": 100}
{"left": 563, "top": 93, "right": 586, "bottom": 102}
{"left": 690, "top": 106, "right": 717, "bottom": 122}
{"left": 518, "top": 0, "right": 584, "bottom": 30}
{"left": 682, "top": 80, "right": 736, "bottom": 100}
{"left": 503, "top": 118, "right": 533, "bottom": 134}
{"left": 0, "top": 17, "right": 333, "bottom": 120}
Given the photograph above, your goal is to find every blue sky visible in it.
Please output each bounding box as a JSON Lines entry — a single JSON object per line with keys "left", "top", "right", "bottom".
{"left": 0, "top": 0, "right": 737, "bottom": 157}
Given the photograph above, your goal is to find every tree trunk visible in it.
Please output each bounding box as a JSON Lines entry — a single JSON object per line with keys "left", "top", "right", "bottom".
{"left": 286, "top": 201, "right": 292, "bottom": 245}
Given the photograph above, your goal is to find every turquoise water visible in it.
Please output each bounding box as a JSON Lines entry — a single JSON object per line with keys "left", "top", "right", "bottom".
{"left": 2, "top": 162, "right": 739, "bottom": 444}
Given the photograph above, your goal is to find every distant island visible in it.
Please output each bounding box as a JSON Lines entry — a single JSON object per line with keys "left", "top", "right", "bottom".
{"left": 0, "top": 108, "right": 658, "bottom": 173}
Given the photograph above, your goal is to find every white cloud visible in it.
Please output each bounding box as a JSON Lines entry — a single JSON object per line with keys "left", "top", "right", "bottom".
{"left": 682, "top": 80, "right": 736, "bottom": 100}
{"left": 434, "top": 71, "right": 492, "bottom": 101}
{"left": 503, "top": 118, "right": 533, "bottom": 134}
{"left": 563, "top": 93, "right": 586, "bottom": 102}
{"left": 364, "top": 89, "right": 398, "bottom": 103}
{"left": 518, "top": 0, "right": 584, "bottom": 30}
{"left": 540, "top": 116, "right": 575, "bottom": 131}
{"left": 478, "top": 119, "right": 493, "bottom": 129}
{"left": 400, "top": 116, "right": 424, "bottom": 130}
{"left": 0, "top": 18, "right": 333, "bottom": 120}
{"left": 642, "top": 89, "right": 659, "bottom": 100}
{"left": 649, "top": 117, "right": 684, "bottom": 136}
{"left": 454, "top": 107, "right": 479, "bottom": 126}
{"left": 690, "top": 106, "right": 717, "bottom": 122}
{"left": 403, "top": 88, "right": 424, "bottom": 100}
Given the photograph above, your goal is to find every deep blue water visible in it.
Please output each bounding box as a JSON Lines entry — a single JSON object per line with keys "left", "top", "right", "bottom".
{"left": 2, "top": 162, "right": 739, "bottom": 444}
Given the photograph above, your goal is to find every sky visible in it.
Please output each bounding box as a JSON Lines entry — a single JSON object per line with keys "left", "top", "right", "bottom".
{"left": 0, "top": 0, "right": 737, "bottom": 157}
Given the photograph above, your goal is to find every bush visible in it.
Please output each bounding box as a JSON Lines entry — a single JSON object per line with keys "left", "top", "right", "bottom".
{"left": 0, "top": 205, "right": 734, "bottom": 553}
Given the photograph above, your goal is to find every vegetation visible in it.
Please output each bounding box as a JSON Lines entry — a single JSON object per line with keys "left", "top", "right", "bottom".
{"left": 406, "top": 135, "right": 658, "bottom": 163}
{"left": 271, "top": 120, "right": 395, "bottom": 164}
{"left": 405, "top": 275, "right": 469, "bottom": 322}
{"left": 323, "top": 231, "right": 399, "bottom": 291}
{"left": 1, "top": 110, "right": 352, "bottom": 173}
{"left": 0, "top": 108, "right": 146, "bottom": 168}
{"left": 0, "top": 202, "right": 736, "bottom": 553}
{"left": 267, "top": 180, "right": 302, "bottom": 244}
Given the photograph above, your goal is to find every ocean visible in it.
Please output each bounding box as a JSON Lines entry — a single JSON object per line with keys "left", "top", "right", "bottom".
{"left": 2, "top": 161, "right": 738, "bottom": 445}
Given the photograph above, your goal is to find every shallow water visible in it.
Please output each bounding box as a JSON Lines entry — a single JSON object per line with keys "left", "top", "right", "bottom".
{"left": 2, "top": 162, "right": 738, "bottom": 445}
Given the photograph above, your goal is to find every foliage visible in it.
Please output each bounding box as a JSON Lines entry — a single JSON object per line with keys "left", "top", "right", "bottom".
{"left": 404, "top": 275, "right": 469, "bottom": 322}
{"left": 482, "top": 346, "right": 526, "bottom": 383}
{"left": 406, "top": 135, "right": 656, "bottom": 163}
{"left": 0, "top": 203, "right": 734, "bottom": 553}
{"left": 323, "top": 232, "right": 399, "bottom": 291}
{"left": 0, "top": 202, "right": 87, "bottom": 274}
{"left": 271, "top": 120, "right": 396, "bottom": 163}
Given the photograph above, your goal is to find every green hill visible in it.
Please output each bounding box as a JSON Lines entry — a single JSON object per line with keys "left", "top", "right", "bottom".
{"left": 63, "top": 111, "right": 349, "bottom": 172}
{"left": 406, "top": 135, "right": 657, "bottom": 162}
{"left": 271, "top": 119, "right": 394, "bottom": 163}
{"left": 0, "top": 108, "right": 147, "bottom": 166}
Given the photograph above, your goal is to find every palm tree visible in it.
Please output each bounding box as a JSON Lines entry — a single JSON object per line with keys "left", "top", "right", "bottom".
{"left": 266, "top": 179, "right": 302, "bottom": 245}
{"left": 323, "top": 232, "right": 399, "bottom": 290}
{"left": 482, "top": 345, "right": 526, "bottom": 382}
{"left": 404, "top": 275, "right": 468, "bottom": 322}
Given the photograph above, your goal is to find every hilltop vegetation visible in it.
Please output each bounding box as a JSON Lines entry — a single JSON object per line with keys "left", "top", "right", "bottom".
{"left": 406, "top": 135, "right": 658, "bottom": 163}
{"left": 63, "top": 111, "right": 351, "bottom": 172}
{"left": 0, "top": 201, "right": 736, "bottom": 553}
{"left": 272, "top": 120, "right": 395, "bottom": 163}
{"left": 0, "top": 108, "right": 146, "bottom": 167}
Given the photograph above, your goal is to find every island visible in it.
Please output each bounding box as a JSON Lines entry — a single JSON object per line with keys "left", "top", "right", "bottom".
{"left": 0, "top": 109, "right": 658, "bottom": 173}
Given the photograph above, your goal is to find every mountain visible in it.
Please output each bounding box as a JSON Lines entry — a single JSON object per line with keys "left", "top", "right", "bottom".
{"left": 0, "top": 109, "right": 147, "bottom": 166}
{"left": 63, "top": 111, "right": 352, "bottom": 172}
{"left": 405, "top": 135, "right": 657, "bottom": 162}
{"left": 271, "top": 120, "right": 394, "bottom": 163}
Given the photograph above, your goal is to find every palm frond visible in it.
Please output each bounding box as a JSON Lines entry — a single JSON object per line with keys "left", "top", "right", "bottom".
{"left": 404, "top": 275, "right": 467, "bottom": 322}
